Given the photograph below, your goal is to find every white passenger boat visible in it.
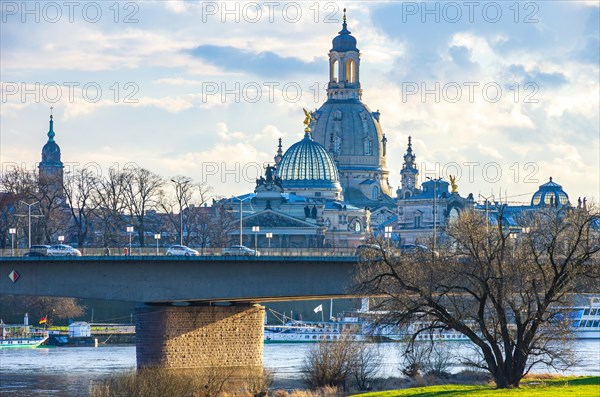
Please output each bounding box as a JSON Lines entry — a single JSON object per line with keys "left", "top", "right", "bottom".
{"left": 568, "top": 298, "right": 600, "bottom": 340}
{"left": 265, "top": 297, "right": 600, "bottom": 343}
{"left": 0, "top": 323, "right": 48, "bottom": 348}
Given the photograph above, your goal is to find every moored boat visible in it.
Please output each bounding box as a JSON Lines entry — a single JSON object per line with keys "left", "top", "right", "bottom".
{"left": 1, "top": 323, "right": 48, "bottom": 348}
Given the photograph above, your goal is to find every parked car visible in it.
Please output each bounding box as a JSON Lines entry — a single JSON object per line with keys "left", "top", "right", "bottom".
{"left": 222, "top": 245, "right": 259, "bottom": 256}
{"left": 399, "top": 244, "right": 439, "bottom": 257}
{"left": 23, "top": 245, "right": 50, "bottom": 257}
{"left": 47, "top": 244, "right": 82, "bottom": 256}
{"left": 165, "top": 245, "right": 199, "bottom": 256}
{"left": 355, "top": 243, "right": 386, "bottom": 257}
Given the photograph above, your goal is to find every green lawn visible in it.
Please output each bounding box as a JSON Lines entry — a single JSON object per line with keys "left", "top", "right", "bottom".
{"left": 353, "top": 377, "right": 600, "bottom": 397}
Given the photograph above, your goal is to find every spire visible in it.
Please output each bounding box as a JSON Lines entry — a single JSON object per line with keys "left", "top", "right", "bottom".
{"left": 47, "top": 107, "right": 55, "bottom": 142}
{"left": 339, "top": 8, "right": 350, "bottom": 34}
{"left": 274, "top": 138, "right": 283, "bottom": 166}
{"left": 402, "top": 136, "right": 417, "bottom": 171}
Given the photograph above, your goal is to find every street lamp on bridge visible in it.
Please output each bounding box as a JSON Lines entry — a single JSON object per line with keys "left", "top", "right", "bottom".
{"left": 127, "top": 226, "right": 134, "bottom": 255}
{"left": 252, "top": 226, "right": 260, "bottom": 251}
{"left": 171, "top": 178, "right": 191, "bottom": 246}
{"left": 58, "top": 235, "right": 64, "bottom": 244}
{"left": 266, "top": 232, "right": 273, "bottom": 254}
{"left": 9, "top": 228, "right": 16, "bottom": 256}
{"left": 18, "top": 201, "right": 40, "bottom": 249}
{"left": 384, "top": 226, "right": 392, "bottom": 248}
{"left": 154, "top": 233, "right": 161, "bottom": 255}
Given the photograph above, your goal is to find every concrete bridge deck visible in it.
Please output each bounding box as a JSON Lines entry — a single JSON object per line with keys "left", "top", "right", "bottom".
{"left": 0, "top": 256, "right": 359, "bottom": 303}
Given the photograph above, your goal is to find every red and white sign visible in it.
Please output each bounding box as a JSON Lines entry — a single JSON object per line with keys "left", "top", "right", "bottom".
{"left": 8, "top": 270, "right": 19, "bottom": 283}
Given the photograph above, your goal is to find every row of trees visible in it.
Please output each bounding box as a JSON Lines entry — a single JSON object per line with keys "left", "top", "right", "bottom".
{"left": 0, "top": 166, "right": 236, "bottom": 250}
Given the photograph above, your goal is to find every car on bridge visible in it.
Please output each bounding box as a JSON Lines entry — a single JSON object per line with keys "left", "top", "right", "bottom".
{"left": 222, "top": 245, "right": 259, "bottom": 256}
{"left": 165, "top": 245, "right": 200, "bottom": 256}
{"left": 23, "top": 245, "right": 50, "bottom": 257}
{"left": 399, "top": 244, "right": 439, "bottom": 257}
{"left": 47, "top": 244, "right": 82, "bottom": 256}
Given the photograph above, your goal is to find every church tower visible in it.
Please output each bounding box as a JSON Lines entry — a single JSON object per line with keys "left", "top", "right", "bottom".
{"left": 39, "top": 110, "right": 64, "bottom": 197}
{"left": 309, "top": 10, "right": 393, "bottom": 207}
{"left": 327, "top": 9, "right": 361, "bottom": 101}
{"left": 397, "top": 136, "right": 419, "bottom": 199}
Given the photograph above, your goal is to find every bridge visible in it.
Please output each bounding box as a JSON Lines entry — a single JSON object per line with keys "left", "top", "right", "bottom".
{"left": 0, "top": 256, "right": 359, "bottom": 373}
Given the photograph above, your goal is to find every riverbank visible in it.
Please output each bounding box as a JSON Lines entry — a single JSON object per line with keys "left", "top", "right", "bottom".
{"left": 353, "top": 376, "right": 600, "bottom": 397}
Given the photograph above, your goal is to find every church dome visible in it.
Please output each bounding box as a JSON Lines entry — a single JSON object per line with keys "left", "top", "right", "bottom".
{"left": 40, "top": 114, "right": 63, "bottom": 166}
{"left": 276, "top": 132, "right": 341, "bottom": 189}
{"left": 531, "top": 177, "right": 569, "bottom": 207}
{"left": 41, "top": 141, "right": 62, "bottom": 165}
{"left": 331, "top": 9, "right": 358, "bottom": 52}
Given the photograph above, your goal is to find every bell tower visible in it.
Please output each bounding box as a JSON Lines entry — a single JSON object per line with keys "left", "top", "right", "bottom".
{"left": 327, "top": 9, "right": 362, "bottom": 101}
{"left": 398, "top": 137, "right": 419, "bottom": 199}
{"left": 39, "top": 108, "right": 64, "bottom": 197}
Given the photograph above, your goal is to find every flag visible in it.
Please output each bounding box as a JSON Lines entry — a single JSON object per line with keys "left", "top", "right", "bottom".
{"left": 313, "top": 304, "right": 323, "bottom": 313}
{"left": 39, "top": 316, "right": 47, "bottom": 324}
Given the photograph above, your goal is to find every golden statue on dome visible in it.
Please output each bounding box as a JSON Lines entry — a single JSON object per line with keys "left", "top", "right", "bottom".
{"left": 302, "top": 108, "right": 314, "bottom": 132}
{"left": 449, "top": 175, "right": 458, "bottom": 193}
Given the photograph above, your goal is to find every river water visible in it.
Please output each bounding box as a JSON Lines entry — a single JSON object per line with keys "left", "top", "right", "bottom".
{"left": 1, "top": 341, "right": 599, "bottom": 396}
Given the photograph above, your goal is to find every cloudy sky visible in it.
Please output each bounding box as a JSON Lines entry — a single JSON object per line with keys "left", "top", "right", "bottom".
{"left": 1, "top": 1, "right": 598, "bottom": 204}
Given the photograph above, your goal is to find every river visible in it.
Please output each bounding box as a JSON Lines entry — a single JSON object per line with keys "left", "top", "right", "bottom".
{"left": 1, "top": 341, "right": 599, "bottom": 396}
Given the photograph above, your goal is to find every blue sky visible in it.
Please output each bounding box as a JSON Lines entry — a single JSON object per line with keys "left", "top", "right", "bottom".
{"left": 1, "top": 1, "right": 598, "bottom": 204}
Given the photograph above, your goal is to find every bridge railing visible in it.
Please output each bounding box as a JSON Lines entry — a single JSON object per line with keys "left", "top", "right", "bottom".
{"left": 1, "top": 247, "right": 361, "bottom": 257}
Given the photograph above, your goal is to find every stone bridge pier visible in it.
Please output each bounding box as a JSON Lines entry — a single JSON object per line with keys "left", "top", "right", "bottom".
{"left": 135, "top": 303, "right": 265, "bottom": 371}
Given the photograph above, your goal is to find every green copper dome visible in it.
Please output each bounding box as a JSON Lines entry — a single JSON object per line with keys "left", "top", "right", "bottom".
{"left": 276, "top": 132, "right": 341, "bottom": 189}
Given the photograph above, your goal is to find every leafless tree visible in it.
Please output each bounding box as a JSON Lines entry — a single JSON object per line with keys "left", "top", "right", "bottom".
{"left": 1, "top": 167, "right": 67, "bottom": 246}
{"left": 158, "top": 176, "right": 206, "bottom": 246}
{"left": 208, "top": 200, "right": 237, "bottom": 248}
{"left": 302, "top": 337, "right": 381, "bottom": 390}
{"left": 122, "top": 167, "right": 164, "bottom": 247}
{"left": 62, "top": 167, "right": 98, "bottom": 250}
{"left": 34, "top": 172, "right": 69, "bottom": 245}
{"left": 356, "top": 206, "right": 600, "bottom": 388}
{"left": 91, "top": 168, "right": 128, "bottom": 249}
{"left": 0, "top": 167, "right": 37, "bottom": 249}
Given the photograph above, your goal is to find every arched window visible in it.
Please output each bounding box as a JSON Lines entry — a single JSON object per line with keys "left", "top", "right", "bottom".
{"left": 449, "top": 208, "right": 459, "bottom": 223}
{"left": 371, "top": 186, "right": 379, "bottom": 200}
{"left": 331, "top": 59, "right": 339, "bottom": 82}
{"left": 364, "top": 138, "right": 372, "bottom": 155}
{"left": 354, "top": 221, "right": 362, "bottom": 233}
{"left": 414, "top": 213, "right": 422, "bottom": 228}
{"left": 346, "top": 59, "right": 356, "bottom": 83}
{"left": 404, "top": 191, "right": 411, "bottom": 199}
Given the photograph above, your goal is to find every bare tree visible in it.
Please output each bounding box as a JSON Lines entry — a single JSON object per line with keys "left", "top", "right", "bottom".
{"left": 0, "top": 167, "right": 37, "bottom": 249}
{"left": 91, "top": 168, "right": 128, "bottom": 249}
{"left": 356, "top": 206, "right": 600, "bottom": 388}
{"left": 35, "top": 172, "right": 69, "bottom": 245}
{"left": 122, "top": 167, "right": 163, "bottom": 247}
{"left": 208, "top": 200, "right": 237, "bottom": 248}
{"left": 63, "top": 167, "right": 98, "bottom": 249}
{"left": 159, "top": 177, "right": 212, "bottom": 246}
{"left": 302, "top": 337, "right": 381, "bottom": 390}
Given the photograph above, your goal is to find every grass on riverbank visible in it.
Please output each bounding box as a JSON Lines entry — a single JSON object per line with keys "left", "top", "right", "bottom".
{"left": 352, "top": 376, "right": 600, "bottom": 397}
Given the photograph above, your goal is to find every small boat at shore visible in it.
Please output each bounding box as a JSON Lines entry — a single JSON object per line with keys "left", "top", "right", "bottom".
{"left": 1, "top": 323, "right": 48, "bottom": 348}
